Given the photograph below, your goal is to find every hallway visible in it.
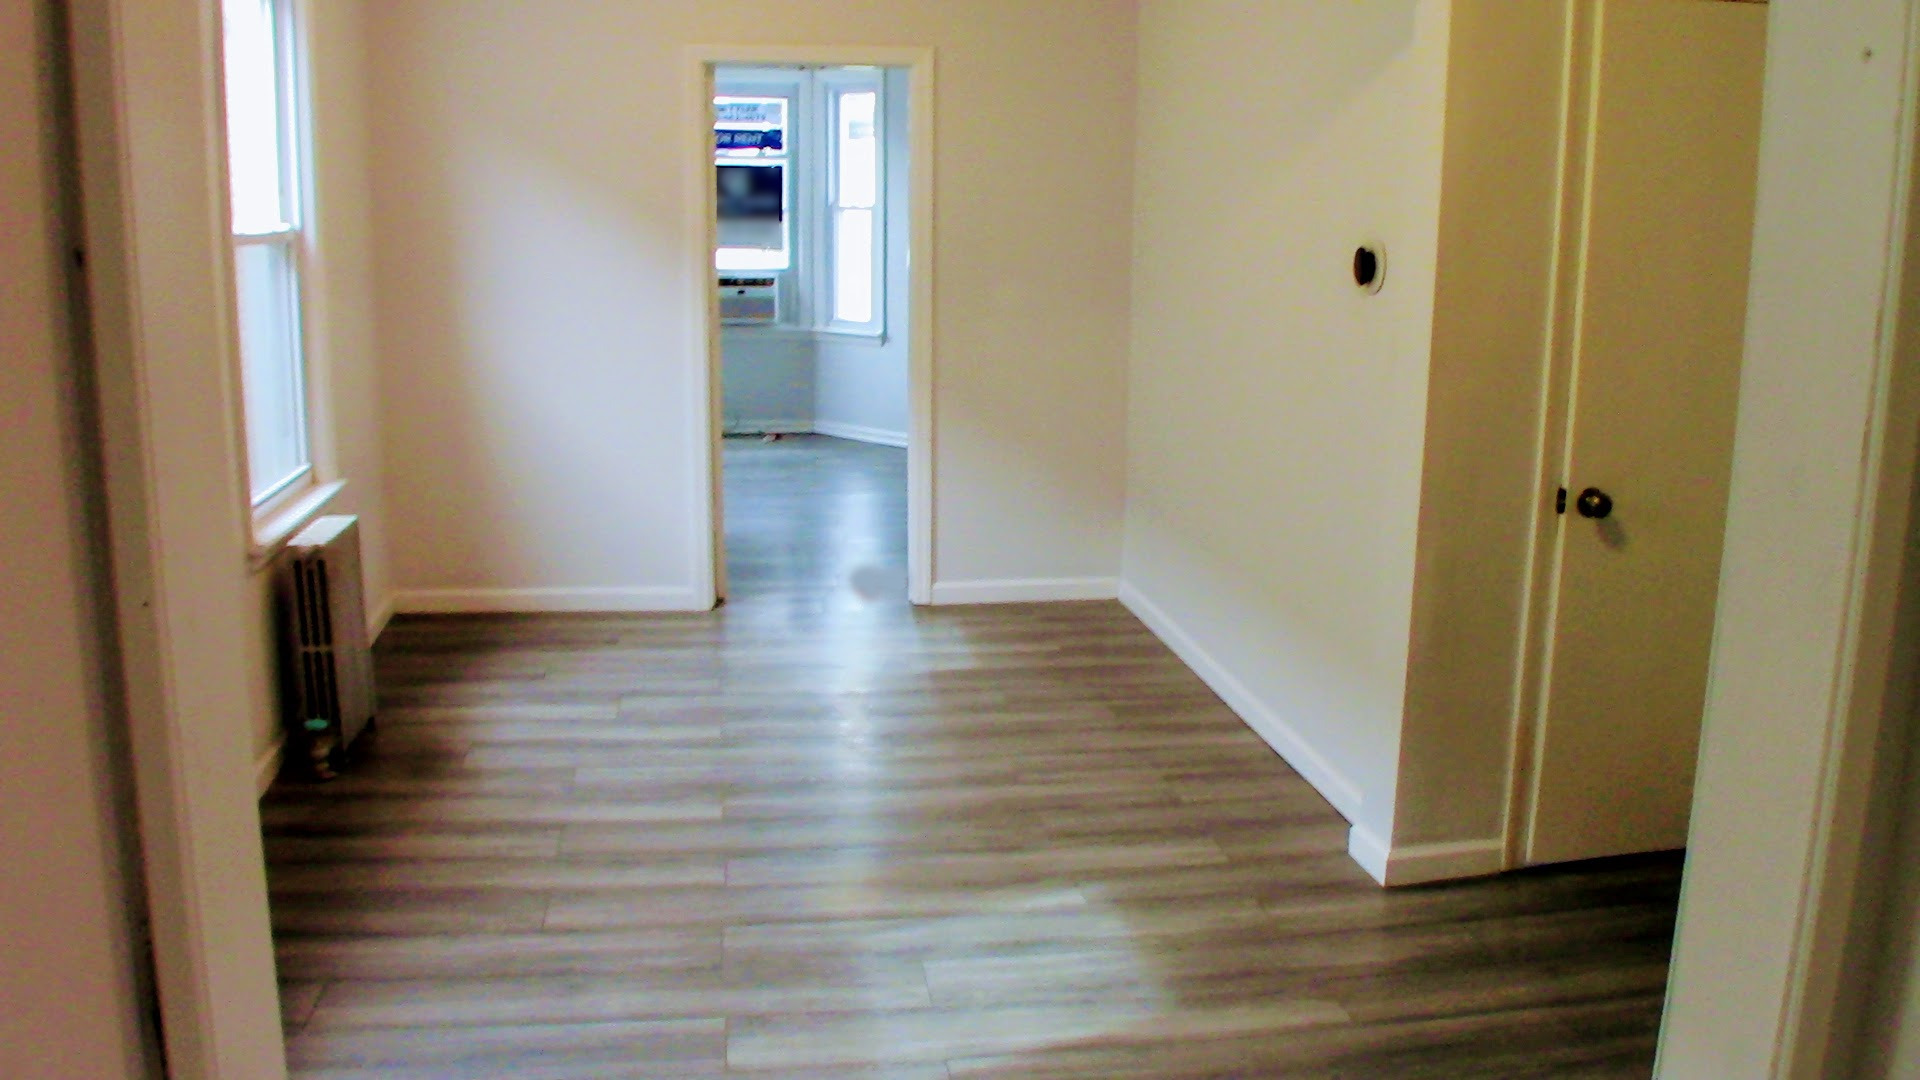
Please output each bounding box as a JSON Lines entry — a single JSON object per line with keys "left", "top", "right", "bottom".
{"left": 261, "top": 435, "right": 1683, "bottom": 1077}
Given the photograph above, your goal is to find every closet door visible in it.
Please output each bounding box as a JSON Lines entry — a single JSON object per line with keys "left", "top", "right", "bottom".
{"left": 1525, "top": 0, "right": 1769, "bottom": 866}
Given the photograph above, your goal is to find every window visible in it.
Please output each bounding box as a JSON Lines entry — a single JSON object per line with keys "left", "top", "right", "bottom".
{"left": 222, "top": 0, "right": 311, "bottom": 508}
{"left": 713, "top": 68, "right": 887, "bottom": 337}
{"left": 827, "top": 81, "right": 882, "bottom": 331}
{"left": 714, "top": 95, "right": 792, "bottom": 272}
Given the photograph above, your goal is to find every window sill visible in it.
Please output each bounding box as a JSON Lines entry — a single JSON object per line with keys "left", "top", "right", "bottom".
{"left": 248, "top": 479, "right": 346, "bottom": 572}
{"left": 722, "top": 324, "right": 889, "bottom": 347}
{"left": 814, "top": 328, "right": 888, "bottom": 347}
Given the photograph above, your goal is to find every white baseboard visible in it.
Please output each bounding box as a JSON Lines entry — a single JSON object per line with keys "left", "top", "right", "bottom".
{"left": 366, "top": 592, "right": 395, "bottom": 642}
{"left": 723, "top": 419, "right": 813, "bottom": 436}
{"left": 1347, "top": 825, "right": 1392, "bottom": 884}
{"left": 812, "top": 419, "right": 909, "bottom": 448}
{"left": 1119, "top": 582, "right": 1365, "bottom": 823}
{"left": 931, "top": 577, "right": 1121, "bottom": 605}
{"left": 394, "top": 587, "right": 712, "bottom": 614}
{"left": 253, "top": 735, "right": 285, "bottom": 798}
{"left": 1348, "top": 826, "right": 1506, "bottom": 887}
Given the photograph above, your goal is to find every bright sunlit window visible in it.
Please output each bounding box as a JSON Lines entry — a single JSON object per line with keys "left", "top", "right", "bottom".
{"left": 829, "top": 85, "right": 881, "bottom": 329}
{"left": 715, "top": 96, "right": 792, "bottom": 272}
{"left": 222, "top": 0, "right": 311, "bottom": 507}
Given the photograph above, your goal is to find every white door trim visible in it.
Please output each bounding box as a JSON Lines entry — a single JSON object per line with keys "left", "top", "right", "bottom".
{"left": 68, "top": 0, "right": 288, "bottom": 1075}
{"left": 1657, "top": 0, "right": 1920, "bottom": 1074}
{"left": 684, "top": 45, "right": 937, "bottom": 606}
{"left": 1504, "top": 0, "right": 1598, "bottom": 869}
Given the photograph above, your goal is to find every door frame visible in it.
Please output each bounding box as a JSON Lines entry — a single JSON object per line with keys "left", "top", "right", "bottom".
{"left": 67, "top": 0, "right": 289, "bottom": 1075}
{"left": 1503, "top": 0, "right": 1598, "bottom": 869}
{"left": 682, "top": 45, "right": 936, "bottom": 606}
{"left": 1656, "top": 0, "right": 1920, "bottom": 1072}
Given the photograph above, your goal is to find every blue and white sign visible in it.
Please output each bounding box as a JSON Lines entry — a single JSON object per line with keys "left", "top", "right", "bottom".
{"left": 715, "top": 100, "right": 784, "bottom": 127}
{"left": 717, "top": 129, "right": 784, "bottom": 152}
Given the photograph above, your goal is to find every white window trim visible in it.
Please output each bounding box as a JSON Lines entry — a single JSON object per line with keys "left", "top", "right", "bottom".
{"left": 813, "top": 326, "right": 892, "bottom": 346}
{"left": 249, "top": 479, "right": 346, "bottom": 567}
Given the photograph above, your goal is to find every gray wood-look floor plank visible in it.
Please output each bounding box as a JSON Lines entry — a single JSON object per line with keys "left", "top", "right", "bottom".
{"left": 264, "top": 435, "right": 1681, "bottom": 1077}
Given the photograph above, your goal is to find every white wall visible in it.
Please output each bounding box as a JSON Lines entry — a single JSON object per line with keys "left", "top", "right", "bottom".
{"left": 0, "top": 2, "right": 153, "bottom": 1074}
{"left": 1121, "top": 0, "right": 1452, "bottom": 844}
{"left": 368, "top": 1, "right": 1136, "bottom": 607}
{"left": 302, "top": 0, "right": 389, "bottom": 623}
{"left": 814, "top": 67, "right": 912, "bottom": 446}
{"left": 722, "top": 332, "right": 814, "bottom": 433}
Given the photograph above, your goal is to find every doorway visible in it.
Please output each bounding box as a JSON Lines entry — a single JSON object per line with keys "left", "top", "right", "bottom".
{"left": 688, "top": 49, "right": 935, "bottom": 609}
{"left": 710, "top": 63, "right": 913, "bottom": 607}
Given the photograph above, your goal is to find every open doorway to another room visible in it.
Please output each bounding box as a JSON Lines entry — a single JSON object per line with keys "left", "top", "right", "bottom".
{"left": 712, "top": 64, "right": 913, "bottom": 609}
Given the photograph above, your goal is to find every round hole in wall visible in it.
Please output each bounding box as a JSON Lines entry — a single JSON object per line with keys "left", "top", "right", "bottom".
{"left": 1354, "top": 244, "right": 1386, "bottom": 294}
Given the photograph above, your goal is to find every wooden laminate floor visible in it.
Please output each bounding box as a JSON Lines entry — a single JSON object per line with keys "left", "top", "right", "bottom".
{"left": 264, "top": 435, "right": 1683, "bottom": 1078}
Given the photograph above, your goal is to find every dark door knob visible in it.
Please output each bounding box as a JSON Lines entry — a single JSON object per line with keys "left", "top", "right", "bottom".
{"left": 1576, "top": 487, "right": 1614, "bottom": 520}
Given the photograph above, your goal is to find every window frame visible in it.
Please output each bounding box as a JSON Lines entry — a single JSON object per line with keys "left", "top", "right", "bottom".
{"left": 219, "top": 0, "right": 324, "bottom": 535}
{"left": 817, "top": 68, "right": 886, "bottom": 338}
